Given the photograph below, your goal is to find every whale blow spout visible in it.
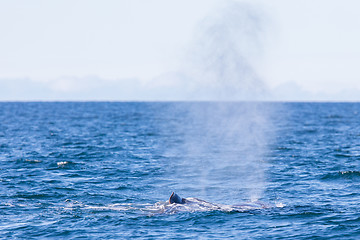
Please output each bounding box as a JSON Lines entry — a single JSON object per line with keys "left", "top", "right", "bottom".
{"left": 169, "top": 192, "right": 186, "bottom": 204}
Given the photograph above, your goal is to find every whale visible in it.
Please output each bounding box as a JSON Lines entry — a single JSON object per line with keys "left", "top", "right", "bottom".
{"left": 169, "top": 192, "right": 218, "bottom": 205}
{"left": 169, "top": 192, "right": 187, "bottom": 204}
{"left": 167, "top": 192, "right": 275, "bottom": 213}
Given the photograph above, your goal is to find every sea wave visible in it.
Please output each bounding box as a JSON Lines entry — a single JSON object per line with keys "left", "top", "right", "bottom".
{"left": 321, "top": 171, "right": 360, "bottom": 180}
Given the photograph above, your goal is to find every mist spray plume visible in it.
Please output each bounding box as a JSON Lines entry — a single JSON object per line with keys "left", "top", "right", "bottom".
{"left": 178, "top": 2, "right": 273, "bottom": 203}
{"left": 184, "top": 1, "right": 268, "bottom": 101}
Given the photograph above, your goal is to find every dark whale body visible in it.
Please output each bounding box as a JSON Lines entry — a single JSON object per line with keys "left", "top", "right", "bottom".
{"left": 169, "top": 192, "right": 186, "bottom": 204}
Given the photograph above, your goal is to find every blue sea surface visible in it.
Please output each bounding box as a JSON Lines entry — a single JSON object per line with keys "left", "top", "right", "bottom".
{"left": 1, "top": 102, "right": 360, "bottom": 239}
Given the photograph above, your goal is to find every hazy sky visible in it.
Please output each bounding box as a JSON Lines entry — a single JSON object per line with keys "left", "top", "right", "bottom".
{"left": 1, "top": 0, "right": 360, "bottom": 101}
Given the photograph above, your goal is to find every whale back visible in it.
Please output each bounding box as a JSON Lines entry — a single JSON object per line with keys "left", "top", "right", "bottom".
{"left": 169, "top": 192, "right": 185, "bottom": 204}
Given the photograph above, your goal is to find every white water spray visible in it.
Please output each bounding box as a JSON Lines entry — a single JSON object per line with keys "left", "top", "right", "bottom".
{"left": 177, "top": 2, "right": 273, "bottom": 203}
{"left": 183, "top": 2, "right": 268, "bottom": 101}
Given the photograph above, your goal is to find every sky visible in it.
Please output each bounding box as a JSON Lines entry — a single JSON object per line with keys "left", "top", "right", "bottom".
{"left": 1, "top": 0, "right": 360, "bottom": 101}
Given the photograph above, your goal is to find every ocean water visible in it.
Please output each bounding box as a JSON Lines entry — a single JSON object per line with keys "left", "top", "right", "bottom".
{"left": 1, "top": 102, "right": 360, "bottom": 239}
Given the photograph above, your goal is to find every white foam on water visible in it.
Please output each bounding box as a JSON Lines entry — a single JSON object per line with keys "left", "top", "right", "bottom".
{"left": 144, "top": 198, "right": 279, "bottom": 215}
{"left": 57, "top": 161, "right": 69, "bottom": 167}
